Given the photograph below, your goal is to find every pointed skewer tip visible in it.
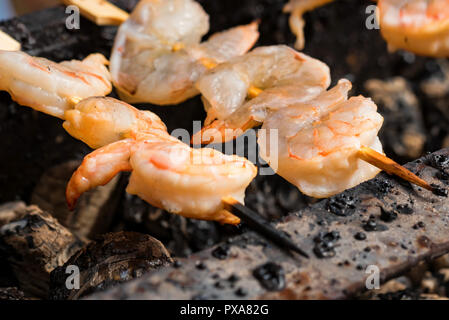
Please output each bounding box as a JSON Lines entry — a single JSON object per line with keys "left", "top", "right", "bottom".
{"left": 222, "top": 196, "right": 309, "bottom": 258}
{"left": 357, "top": 146, "right": 434, "bottom": 192}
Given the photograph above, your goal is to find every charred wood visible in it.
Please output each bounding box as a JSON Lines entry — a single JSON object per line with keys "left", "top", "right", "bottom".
{"left": 50, "top": 231, "right": 173, "bottom": 300}
{"left": 0, "top": 205, "right": 85, "bottom": 297}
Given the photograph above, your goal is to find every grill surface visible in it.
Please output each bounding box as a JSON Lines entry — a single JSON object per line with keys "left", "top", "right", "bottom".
{"left": 0, "top": 0, "right": 448, "bottom": 299}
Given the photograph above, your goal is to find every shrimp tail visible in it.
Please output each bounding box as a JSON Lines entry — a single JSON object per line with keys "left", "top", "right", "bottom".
{"left": 66, "top": 139, "right": 134, "bottom": 210}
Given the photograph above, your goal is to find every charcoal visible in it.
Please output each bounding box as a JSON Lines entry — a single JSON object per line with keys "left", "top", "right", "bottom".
{"left": 0, "top": 287, "right": 28, "bottom": 300}
{"left": 0, "top": 205, "right": 85, "bottom": 297}
{"left": 31, "top": 160, "right": 124, "bottom": 238}
{"left": 49, "top": 231, "right": 172, "bottom": 300}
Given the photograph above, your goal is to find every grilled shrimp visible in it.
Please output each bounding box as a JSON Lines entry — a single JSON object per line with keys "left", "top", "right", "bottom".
{"left": 110, "top": 0, "right": 259, "bottom": 105}
{"left": 283, "top": 0, "right": 334, "bottom": 50}
{"left": 0, "top": 50, "right": 111, "bottom": 119}
{"left": 258, "top": 79, "right": 384, "bottom": 198}
{"left": 193, "top": 45, "right": 330, "bottom": 144}
{"left": 378, "top": 0, "right": 449, "bottom": 57}
{"left": 63, "top": 96, "right": 167, "bottom": 149}
{"left": 65, "top": 97, "right": 257, "bottom": 224}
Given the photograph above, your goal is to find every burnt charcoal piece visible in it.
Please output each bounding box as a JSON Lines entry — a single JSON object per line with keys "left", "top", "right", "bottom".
{"left": 49, "top": 231, "right": 172, "bottom": 300}
{"left": 395, "top": 204, "right": 414, "bottom": 215}
{"left": 0, "top": 205, "right": 85, "bottom": 298}
{"left": 431, "top": 184, "right": 448, "bottom": 197}
{"left": 412, "top": 222, "right": 425, "bottom": 230}
{"left": 380, "top": 208, "right": 398, "bottom": 223}
{"left": 313, "top": 231, "right": 341, "bottom": 258}
{"left": 436, "top": 170, "right": 449, "bottom": 181}
{"left": 195, "top": 261, "right": 207, "bottom": 270}
{"left": 326, "top": 194, "right": 356, "bottom": 217}
{"left": 362, "top": 215, "right": 388, "bottom": 232}
{"left": 377, "top": 289, "right": 422, "bottom": 300}
{"left": 429, "top": 154, "right": 449, "bottom": 171}
{"left": 211, "top": 244, "right": 231, "bottom": 260}
{"left": 0, "top": 201, "right": 27, "bottom": 227}
{"left": 120, "top": 194, "right": 228, "bottom": 257}
{"left": 235, "top": 287, "right": 248, "bottom": 297}
{"left": 0, "top": 287, "right": 27, "bottom": 300}
{"left": 253, "top": 262, "right": 285, "bottom": 292}
{"left": 31, "top": 161, "right": 123, "bottom": 239}
{"left": 354, "top": 232, "right": 367, "bottom": 241}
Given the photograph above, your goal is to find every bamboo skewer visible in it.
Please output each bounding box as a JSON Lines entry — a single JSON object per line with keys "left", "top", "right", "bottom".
{"left": 0, "top": 30, "right": 21, "bottom": 51}
{"left": 358, "top": 146, "right": 434, "bottom": 191}
{"left": 222, "top": 197, "right": 309, "bottom": 258}
{"left": 61, "top": 0, "right": 129, "bottom": 26}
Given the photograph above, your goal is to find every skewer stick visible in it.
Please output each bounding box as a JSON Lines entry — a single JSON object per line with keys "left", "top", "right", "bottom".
{"left": 0, "top": 30, "right": 21, "bottom": 51}
{"left": 61, "top": 0, "right": 129, "bottom": 26}
{"left": 222, "top": 196, "right": 309, "bottom": 258}
{"left": 68, "top": 96, "right": 83, "bottom": 106}
{"left": 358, "top": 146, "right": 434, "bottom": 191}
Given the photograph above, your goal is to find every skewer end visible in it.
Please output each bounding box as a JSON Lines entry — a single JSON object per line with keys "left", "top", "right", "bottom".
{"left": 222, "top": 196, "right": 309, "bottom": 258}
{"left": 68, "top": 96, "right": 83, "bottom": 106}
{"left": 358, "top": 146, "right": 434, "bottom": 192}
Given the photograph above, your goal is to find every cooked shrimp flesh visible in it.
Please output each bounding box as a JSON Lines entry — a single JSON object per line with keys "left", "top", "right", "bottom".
{"left": 0, "top": 50, "right": 111, "bottom": 118}
{"left": 110, "top": 0, "right": 259, "bottom": 105}
{"left": 258, "top": 79, "right": 384, "bottom": 198}
{"left": 63, "top": 96, "right": 166, "bottom": 149}
{"left": 65, "top": 97, "right": 257, "bottom": 224}
{"left": 378, "top": 0, "right": 449, "bottom": 57}
{"left": 193, "top": 45, "right": 330, "bottom": 143}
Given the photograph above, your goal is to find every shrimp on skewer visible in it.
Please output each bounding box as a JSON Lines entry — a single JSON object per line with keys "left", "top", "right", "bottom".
{"left": 110, "top": 0, "right": 259, "bottom": 105}
{"left": 258, "top": 79, "right": 383, "bottom": 198}
{"left": 378, "top": 0, "right": 449, "bottom": 57}
{"left": 283, "top": 0, "right": 334, "bottom": 50}
{"left": 0, "top": 50, "right": 112, "bottom": 119}
{"left": 65, "top": 97, "right": 257, "bottom": 225}
{"left": 258, "top": 78, "right": 433, "bottom": 198}
{"left": 63, "top": 96, "right": 167, "bottom": 149}
{"left": 192, "top": 45, "right": 331, "bottom": 144}
{"left": 59, "top": 96, "right": 300, "bottom": 251}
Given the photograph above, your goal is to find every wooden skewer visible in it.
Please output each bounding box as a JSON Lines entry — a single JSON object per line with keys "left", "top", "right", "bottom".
{"left": 68, "top": 96, "right": 83, "bottom": 106}
{"left": 61, "top": 0, "right": 129, "bottom": 26}
{"left": 0, "top": 30, "right": 21, "bottom": 51}
{"left": 358, "top": 146, "right": 434, "bottom": 191}
{"left": 222, "top": 196, "right": 309, "bottom": 258}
